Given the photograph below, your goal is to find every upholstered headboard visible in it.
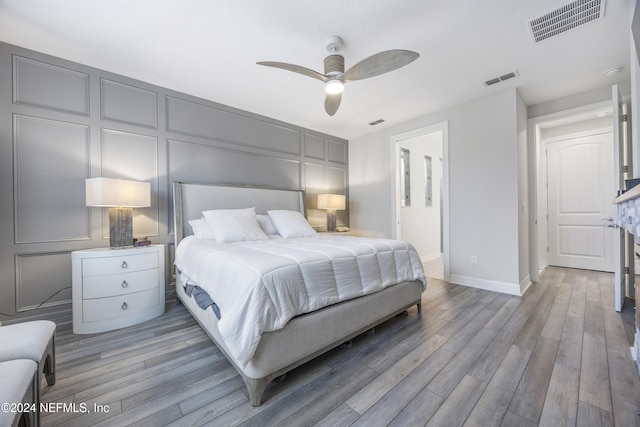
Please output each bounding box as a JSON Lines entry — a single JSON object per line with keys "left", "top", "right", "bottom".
{"left": 172, "top": 182, "right": 306, "bottom": 246}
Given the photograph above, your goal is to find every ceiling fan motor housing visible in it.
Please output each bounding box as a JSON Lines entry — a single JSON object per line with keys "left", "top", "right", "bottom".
{"left": 324, "top": 54, "right": 345, "bottom": 77}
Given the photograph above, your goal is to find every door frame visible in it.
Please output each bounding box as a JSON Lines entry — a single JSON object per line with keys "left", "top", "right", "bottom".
{"left": 391, "top": 121, "right": 450, "bottom": 282}
{"left": 528, "top": 100, "right": 613, "bottom": 280}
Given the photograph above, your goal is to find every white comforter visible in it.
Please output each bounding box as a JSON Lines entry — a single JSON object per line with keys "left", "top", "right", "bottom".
{"left": 174, "top": 235, "right": 426, "bottom": 368}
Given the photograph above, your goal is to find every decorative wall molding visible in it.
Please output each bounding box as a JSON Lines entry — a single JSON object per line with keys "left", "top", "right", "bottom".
{"left": 166, "top": 96, "right": 302, "bottom": 156}
{"left": 0, "top": 41, "right": 347, "bottom": 321}
{"left": 13, "top": 114, "right": 91, "bottom": 243}
{"left": 15, "top": 251, "right": 73, "bottom": 312}
{"left": 101, "top": 78, "right": 158, "bottom": 129}
{"left": 13, "top": 55, "right": 89, "bottom": 116}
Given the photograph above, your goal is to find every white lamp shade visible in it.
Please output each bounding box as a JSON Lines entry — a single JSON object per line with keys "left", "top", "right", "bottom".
{"left": 86, "top": 177, "right": 150, "bottom": 208}
{"left": 317, "top": 194, "right": 345, "bottom": 210}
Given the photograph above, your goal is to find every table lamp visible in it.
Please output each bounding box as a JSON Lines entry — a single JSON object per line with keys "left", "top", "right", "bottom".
{"left": 317, "top": 193, "right": 345, "bottom": 232}
{"left": 86, "top": 177, "right": 151, "bottom": 248}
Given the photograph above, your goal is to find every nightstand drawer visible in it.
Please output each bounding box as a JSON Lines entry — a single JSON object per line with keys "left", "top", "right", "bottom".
{"left": 83, "top": 269, "right": 158, "bottom": 299}
{"left": 82, "top": 288, "right": 159, "bottom": 322}
{"left": 82, "top": 251, "right": 158, "bottom": 276}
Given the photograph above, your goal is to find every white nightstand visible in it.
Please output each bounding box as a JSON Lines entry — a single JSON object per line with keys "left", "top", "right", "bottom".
{"left": 71, "top": 245, "right": 165, "bottom": 334}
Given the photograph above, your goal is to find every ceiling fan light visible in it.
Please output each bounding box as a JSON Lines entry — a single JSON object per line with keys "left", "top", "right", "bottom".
{"left": 325, "top": 79, "right": 344, "bottom": 94}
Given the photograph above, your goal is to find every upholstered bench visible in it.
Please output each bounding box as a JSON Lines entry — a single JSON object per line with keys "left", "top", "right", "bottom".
{"left": 0, "top": 359, "right": 38, "bottom": 427}
{"left": 0, "top": 320, "right": 56, "bottom": 387}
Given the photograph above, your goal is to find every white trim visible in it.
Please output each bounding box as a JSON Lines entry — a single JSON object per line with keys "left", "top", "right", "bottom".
{"left": 528, "top": 100, "right": 613, "bottom": 278}
{"left": 520, "top": 275, "right": 532, "bottom": 295}
{"left": 391, "top": 121, "right": 450, "bottom": 282}
{"left": 449, "top": 274, "right": 523, "bottom": 296}
{"left": 542, "top": 126, "right": 613, "bottom": 144}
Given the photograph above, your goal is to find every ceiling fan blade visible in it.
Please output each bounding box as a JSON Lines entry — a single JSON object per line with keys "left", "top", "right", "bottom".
{"left": 342, "top": 50, "right": 419, "bottom": 81}
{"left": 325, "top": 92, "right": 342, "bottom": 116}
{"left": 257, "top": 61, "right": 328, "bottom": 82}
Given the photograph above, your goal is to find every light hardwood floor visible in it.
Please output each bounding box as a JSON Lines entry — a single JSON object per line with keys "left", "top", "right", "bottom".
{"left": 41, "top": 267, "right": 640, "bottom": 426}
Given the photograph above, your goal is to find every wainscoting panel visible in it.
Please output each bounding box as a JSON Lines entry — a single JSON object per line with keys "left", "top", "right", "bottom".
{"left": 13, "top": 56, "right": 89, "bottom": 116}
{"left": 304, "top": 132, "right": 326, "bottom": 161}
{"left": 101, "top": 129, "right": 159, "bottom": 238}
{"left": 166, "top": 96, "right": 301, "bottom": 156}
{"left": 15, "top": 252, "right": 72, "bottom": 311}
{"left": 168, "top": 138, "right": 301, "bottom": 189}
{"left": 101, "top": 79, "right": 158, "bottom": 129}
{"left": 328, "top": 139, "right": 348, "bottom": 165}
{"left": 13, "top": 114, "right": 90, "bottom": 243}
{"left": 304, "top": 162, "right": 327, "bottom": 228}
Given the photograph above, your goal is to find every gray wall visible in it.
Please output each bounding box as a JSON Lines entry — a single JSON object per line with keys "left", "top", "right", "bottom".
{"left": 349, "top": 88, "right": 530, "bottom": 295}
{"left": 0, "top": 42, "right": 348, "bottom": 322}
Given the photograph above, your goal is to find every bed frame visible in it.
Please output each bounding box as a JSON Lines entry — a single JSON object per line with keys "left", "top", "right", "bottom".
{"left": 172, "top": 182, "right": 423, "bottom": 405}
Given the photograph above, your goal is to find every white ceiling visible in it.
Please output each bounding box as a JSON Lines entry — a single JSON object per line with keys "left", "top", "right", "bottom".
{"left": 0, "top": 0, "right": 631, "bottom": 140}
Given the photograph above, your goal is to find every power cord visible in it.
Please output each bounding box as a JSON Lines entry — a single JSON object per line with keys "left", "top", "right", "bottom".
{"left": 0, "top": 286, "right": 71, "bottom": 317}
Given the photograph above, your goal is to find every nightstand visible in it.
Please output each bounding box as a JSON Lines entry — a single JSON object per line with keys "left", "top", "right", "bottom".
{"left": 71, "top": 245, "right": 165, "bottom": 334}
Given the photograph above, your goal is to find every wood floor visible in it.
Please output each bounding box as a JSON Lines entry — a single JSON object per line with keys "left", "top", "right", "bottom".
{"left": 41, "top": 267, "right": 640, "bottom": 426}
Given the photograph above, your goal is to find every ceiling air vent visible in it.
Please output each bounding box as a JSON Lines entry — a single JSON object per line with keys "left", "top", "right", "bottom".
{"left": 484, "top": 70, "right": 519, "bottom": 87}
{"left": 528, "top": 0, "right": 605, "bottom": 43}
{"left": 369, "top": 119, "right": 385, "bottom": 126}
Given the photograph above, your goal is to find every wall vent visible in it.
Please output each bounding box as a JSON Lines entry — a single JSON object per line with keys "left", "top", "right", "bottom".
{"left": 528, "top": 0, "right": 605, "bottom": 43}
{"left": 369, "top": 118, "right": 385, "bottom": 126}
{"left": 484, "top": 70, "right": 519, "bottom": 87}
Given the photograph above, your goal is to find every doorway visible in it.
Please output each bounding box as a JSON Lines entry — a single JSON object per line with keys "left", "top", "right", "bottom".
{"left": 392, "top": 122, "right": 449, "bottom": 281}
{"left": 530, "top": 100, "right": 618, "bottom": 278}
{"left": 546, "top": 130, "right": 615, "bottom": 272}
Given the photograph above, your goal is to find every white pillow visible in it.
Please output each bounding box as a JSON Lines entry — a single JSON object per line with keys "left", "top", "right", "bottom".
{"left": 267, "top": 210, "right": 318, "bottom": 238}
{"left": 188, "top": 218, "right": 216, "bottom": 240}
{"left": 256, "top": 214, "right": 279, "bottom": 235}
{"left": 202, "top": 207, "right": 268, "bottom": 243}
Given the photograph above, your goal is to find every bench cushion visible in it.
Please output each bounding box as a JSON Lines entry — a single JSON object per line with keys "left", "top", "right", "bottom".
{"left": 0, "top": 320, "right": 55, "bottom": 362}
{"left": 0, "top": 359, "right": 37, "bottom": 427}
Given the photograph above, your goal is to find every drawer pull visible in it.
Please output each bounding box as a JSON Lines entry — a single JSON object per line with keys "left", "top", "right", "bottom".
{"left": 121, "top": 281, "right": 128, "bottom": 288}
{"left": 121, "top": 261, "right": 128, "bottom": 269}
{"left": 122, "top": 302, "right": 128, "bottom": 310}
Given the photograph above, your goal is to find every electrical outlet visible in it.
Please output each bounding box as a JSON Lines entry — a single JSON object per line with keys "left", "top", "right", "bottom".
{"left": 471, "top": 255, "right": 478, "bottom": 265}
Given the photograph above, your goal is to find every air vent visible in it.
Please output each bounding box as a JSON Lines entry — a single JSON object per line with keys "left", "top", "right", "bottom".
{"left": 369, "top": 119, "right": 385, "bottom": 126}
{"left": 484, "top": 70, "right": 519, "bottom": 87}
{"left": 528, "top": 0, "right": 605, "bottom": 43}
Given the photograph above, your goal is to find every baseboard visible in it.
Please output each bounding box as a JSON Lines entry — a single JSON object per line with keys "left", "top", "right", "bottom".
{"left": 449, "top": 274, "right": 523, "bottom": 296}
{"left": 2, "top": 306, "right": 72, "bottom": 326}
{"left": 520, "top": 275, "right": 532, "bottom": 295}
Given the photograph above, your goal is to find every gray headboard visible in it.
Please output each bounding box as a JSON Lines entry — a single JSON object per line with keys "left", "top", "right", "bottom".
{"left": 173, "top": 182, "right": 306, "bottom": 246}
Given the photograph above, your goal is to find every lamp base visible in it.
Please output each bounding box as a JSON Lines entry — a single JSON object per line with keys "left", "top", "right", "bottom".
{"left": 326, "top": 209, "right": 337, "bottom": 233}
{"left": 109, "top": 207, "right": 133, "bottom": 248}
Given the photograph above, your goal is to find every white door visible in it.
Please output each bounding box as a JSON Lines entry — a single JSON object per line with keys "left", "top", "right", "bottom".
{"left": 547, "top": 132, "right": 615, "bottom": 272}
{"left": 612, "top": 85, "right": 626, "bottom": 312}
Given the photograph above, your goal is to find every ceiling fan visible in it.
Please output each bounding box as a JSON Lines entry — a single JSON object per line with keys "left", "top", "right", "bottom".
{"left": 257, "top": 36, "right": 419, "bottom": 116}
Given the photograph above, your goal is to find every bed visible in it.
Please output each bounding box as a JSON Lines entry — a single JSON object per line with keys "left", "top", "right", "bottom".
{"left": 172, "top": 182, "right": 426, "bottom": 406}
